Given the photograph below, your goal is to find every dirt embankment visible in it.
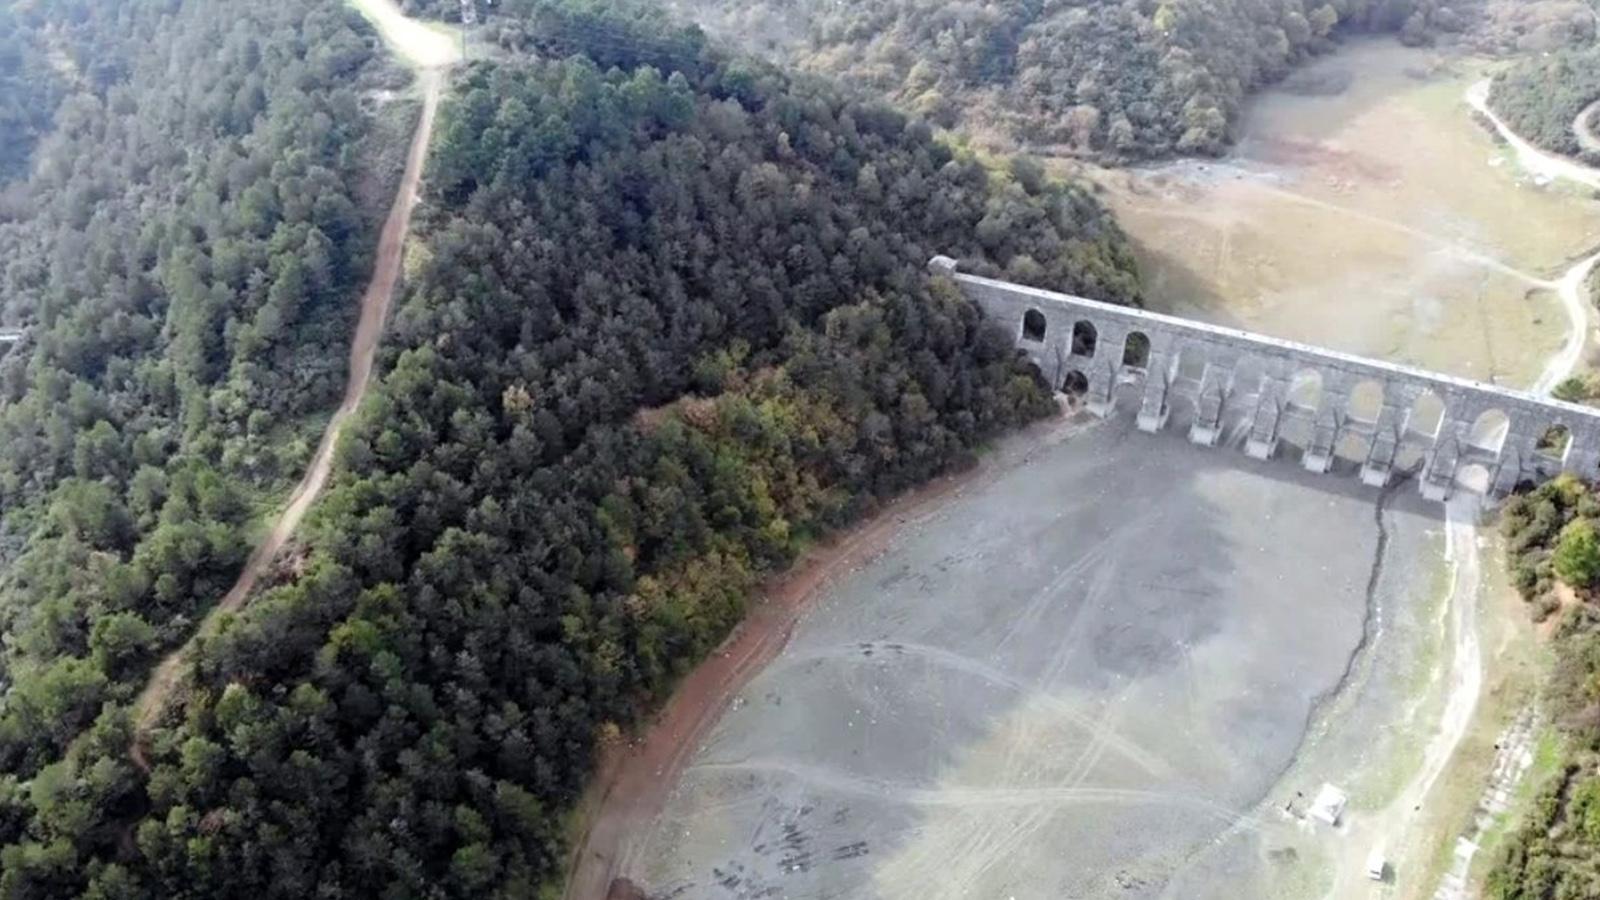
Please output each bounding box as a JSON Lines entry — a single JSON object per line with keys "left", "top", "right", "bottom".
{"left": 129, "top": 69, "right": 446, "bottom": 770}
{"left": 561, "top": 412, "right": 1084, "bottom": 900}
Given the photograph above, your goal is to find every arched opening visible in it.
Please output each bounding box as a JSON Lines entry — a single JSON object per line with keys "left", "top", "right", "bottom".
{"left": 1228, "top": 356, "right": 1267, "bottom": 399}
{"left": 1393, "top": 389, "right": 1443, "bottom": 471}
{"left": 1071, "top": 320, "right": 1098, "bottom": 357}
{"left": 1407, "top": 390, "right": 1445, "bottom": 440}
{"left": 1336, "top": 379, "right": 1386, "bottom": 462}
{"left": 1456, "top": 462, "right": 1493, "bottom": 494}
{"left": 1122, "top": 331, "right": 1151, "bottom": 369}
{"left": 1022, "top": 309, "right": 1047, "bottom": 342}
{"left": 1467, "top": 408, "right": 1510, "bottom": 453}
{"left": 1346, "top": 379, "right": 1385, "bottom": 423}
{"left": 1061, "top": 369, "right": 1089, "bottom": 397}
{"left": 1174, "top": 343, "right": 1207, "bottom": 383}
{"left": 1537, "top": 423, "right": 1573, "bottom": 460}
{"left": 1286, "top": 369, "right": 1324, "bottom": 411}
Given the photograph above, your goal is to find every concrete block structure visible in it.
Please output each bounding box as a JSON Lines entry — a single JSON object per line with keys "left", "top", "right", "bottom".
{"left": 931, "top": 256, "right": 1600, "bottom": 501}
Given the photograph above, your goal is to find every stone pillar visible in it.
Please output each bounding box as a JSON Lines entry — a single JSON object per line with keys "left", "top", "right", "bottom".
{"left": 1245, "top": 374, "right": 1286, "bottom": 460}
{"left": 1361, "top": 399, "right": 1405, "bottom": 488}
{"left": 1302, "top": 370, "right": 1349, "bottom": 474}
{"left": 1047, "top": 330, "right": 1072, "bottom": 390}
{"left": 1188, "top": 362, "right": 1230, "bottom": 447}
{"left": 1494, "top": 411, "right": 1538, "bottom": 494}
{"left": 1566, "top": 422, "right": 1600, "bottom": 476}
{"left": 1137, "top": 332, "right": 1178, "bottom": 433}
{"left": 1087, "top": 324, "right": 1129, "bottom": 417}
{"left": 1420, "top": 418, "right": 1470, "bottom": 502}
{"left": 1084, "top": 358, "right": 1119, "bottom": 417}
{"left": 1491, "top": 440, "right": 1529, "bottom": 495}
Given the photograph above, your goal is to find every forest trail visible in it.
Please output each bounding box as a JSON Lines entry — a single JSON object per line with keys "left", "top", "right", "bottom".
{"left": 129, "top": 67, "right": 447, "bottom": 771}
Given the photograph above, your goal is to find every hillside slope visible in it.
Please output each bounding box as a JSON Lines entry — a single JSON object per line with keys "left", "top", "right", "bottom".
{"left": 0, "top": 8, "right": 1143, "bottom": 898}
{"left": 0, "top": 0, "right": 414, "bottom": 888}
{"left": 657, "top": 0, "right": 1464, "bottom": 158}
{"left": 0, "top": 4, "right": 63, "bottom": 185}
{"left": 1489, "top": 477, "right": 1600, "bottom": 899}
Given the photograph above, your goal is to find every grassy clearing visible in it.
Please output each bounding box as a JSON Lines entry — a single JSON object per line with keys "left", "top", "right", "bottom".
{"left": 1098, "top": 42, "right": 1600, "bottom": 389}
{"left": 345, "top": 0, "right": 462, "bottom": 68}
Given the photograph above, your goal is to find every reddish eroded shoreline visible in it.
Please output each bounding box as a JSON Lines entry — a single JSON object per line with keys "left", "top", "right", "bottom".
{"left": 564, "top": 410, "right": 1081, "bottom": 900}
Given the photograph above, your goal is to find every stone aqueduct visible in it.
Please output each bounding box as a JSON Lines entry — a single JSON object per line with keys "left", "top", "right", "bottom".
{"left": 932, "top": 257, "right": 1600, "bottom": 501}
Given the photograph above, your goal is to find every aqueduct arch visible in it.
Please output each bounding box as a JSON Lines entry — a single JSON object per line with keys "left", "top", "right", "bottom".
{"left": 1022, "top": 309, "right": 1047, "bottom": 342}
{"left": 931, "top": 255, "right": 1600, "bottom": 501}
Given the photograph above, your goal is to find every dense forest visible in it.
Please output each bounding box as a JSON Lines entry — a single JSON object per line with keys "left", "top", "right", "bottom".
{"left": 410, "top": 0, "right": 1600, "bottom": 161}
{"left": 0, "top": 4, "right": 64, "bottom": 185}
{"left": 0, "top": 0, "right": 411, "bottom": 854}
{"left": 1488, "top": 476, "right": 1600, "bottom": 899}
{"left": 1488, "top": 44, "right": 1600, "bottom": 162}
{"left": 637, "top": 0, "right": 1474, "bottom": 158}
{"left": 398, "top": 0, "right": 1469, "bottom": 159}
{"left": 0, "top": 0, "right": 1142, "bottom": 896}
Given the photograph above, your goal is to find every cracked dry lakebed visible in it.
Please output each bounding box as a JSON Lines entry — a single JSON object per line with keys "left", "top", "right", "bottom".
{"left": 624, "top": 404, "right": 1445, "bottom": 900}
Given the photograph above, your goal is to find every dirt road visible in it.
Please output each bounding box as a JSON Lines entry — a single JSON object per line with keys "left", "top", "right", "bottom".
{"left": 1468, "top": 79, "right": 1600, "bottom": 192}
{"left": 1464, "top": 81, "right": 1600, "bottom": 397}
{"left": 1573, "top": 99, "right": 1600, "bottom": 158}
{"left": 130, "top": 68, "right": 446, "bottom": 769}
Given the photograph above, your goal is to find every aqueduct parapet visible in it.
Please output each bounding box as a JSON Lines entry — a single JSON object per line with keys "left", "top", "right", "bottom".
{"left": 933, "top": 256, "right": 1600, "bottom": 500}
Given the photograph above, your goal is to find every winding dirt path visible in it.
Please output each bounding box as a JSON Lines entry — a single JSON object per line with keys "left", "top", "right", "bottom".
{"left": 1533, "top": 248, "right": 1600, "bottom": 397}
{"left": 130, "top": 68, "right": 447, "bottom": 770}
{"left": 1573, "top": 99, "right": 1600, "bottom": 159}
{"left": 1463, "top": 79, "right": 1600, "bottom": 398}
{"left": 1468, "top": 79, "right": 1600, "bottom": 192}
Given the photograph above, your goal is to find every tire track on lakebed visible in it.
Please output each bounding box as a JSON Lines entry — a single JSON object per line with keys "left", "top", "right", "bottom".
{"left": 759, "top": 638, "right": 1173, "bottom": 778}
{"left": 682, "top": 757, "right": 1261, "bottom": 827}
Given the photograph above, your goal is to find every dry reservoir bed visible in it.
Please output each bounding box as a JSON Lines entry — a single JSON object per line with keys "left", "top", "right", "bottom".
{"left": 627, "top": 408, "right": 1446, "bottom": 899}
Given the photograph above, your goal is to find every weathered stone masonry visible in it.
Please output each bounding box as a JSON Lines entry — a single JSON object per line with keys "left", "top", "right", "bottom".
{"left": 933, "top": 257, "right": 1600, "bottom": 501}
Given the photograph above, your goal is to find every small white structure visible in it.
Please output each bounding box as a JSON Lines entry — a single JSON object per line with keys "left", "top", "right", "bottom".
{"left": 1365, "top": 847, "right": 1387, "bottom": 881}
{"left": 1309, "top": 783, "right": 1348, "bottom": 827}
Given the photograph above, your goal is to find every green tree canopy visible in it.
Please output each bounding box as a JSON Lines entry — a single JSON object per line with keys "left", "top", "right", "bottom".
{"left": 1555, "top": 517, "right": 1600, "bottom": 588}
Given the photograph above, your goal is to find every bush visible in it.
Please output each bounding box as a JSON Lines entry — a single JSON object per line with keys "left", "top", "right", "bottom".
{"left": 1555, "top": 519, "right": 1600, "bottom": 588}
{"left": 1489, "top": 46, "right": 1600, "bottom": 162}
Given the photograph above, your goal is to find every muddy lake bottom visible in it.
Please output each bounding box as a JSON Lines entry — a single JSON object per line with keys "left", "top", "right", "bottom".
{"left": 625, "top": 400, "right": 1447, "bottom": 900}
